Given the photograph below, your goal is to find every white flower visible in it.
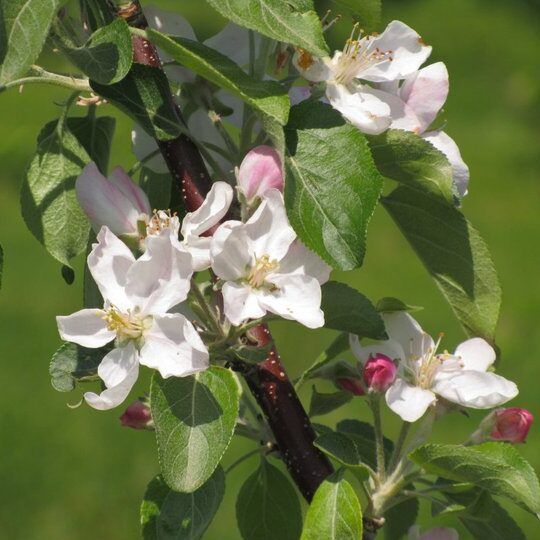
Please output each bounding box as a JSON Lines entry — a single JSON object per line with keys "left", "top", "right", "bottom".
{"left": 351, "top": 312, "right": 518, "bottom": 422}
{"left": 293, "top": 21, "right": 431, "bottom": 134}
{"left": 56, "top": 227, "right": 208, "bottom": 410}
{"left": 210, "top": 190, "right": 330, "bottom": 328}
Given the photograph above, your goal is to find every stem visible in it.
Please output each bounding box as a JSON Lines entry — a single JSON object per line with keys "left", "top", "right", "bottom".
{"left": 225, "top": 448, "right": 262, "bottom": 474}
{"left": 370, "top": 395, "right": 386, "bottom": 481}
{"left": 388, "top": 422, "right": 411, "bottom": 473}
{"left": 190, "top": 281, "right": 222, "bottom": 335}
{"left": 0, "top": 65, "right": 91, "bottom": 93}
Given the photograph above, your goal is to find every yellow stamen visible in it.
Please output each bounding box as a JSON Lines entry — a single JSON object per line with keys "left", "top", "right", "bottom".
{"left": 247, "top": 255, "right": 279, "bottom": 289}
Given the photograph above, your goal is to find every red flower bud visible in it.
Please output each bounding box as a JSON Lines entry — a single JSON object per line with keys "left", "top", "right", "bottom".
{"left": 337, "top": 377, "right": 365, "bottom": 396}
{"left": 363, "top": 354, "right": 397, "bottom": 392}
{"left": 119, "top": 401, "right": 153, "bottom": 430}
{"left": 491, "top": 407, "right": 533, "bottom": 443}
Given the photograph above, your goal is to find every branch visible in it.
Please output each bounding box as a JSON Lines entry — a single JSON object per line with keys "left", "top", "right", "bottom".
{"left": 0, "top": 66, "right": 91, "bottom": 93}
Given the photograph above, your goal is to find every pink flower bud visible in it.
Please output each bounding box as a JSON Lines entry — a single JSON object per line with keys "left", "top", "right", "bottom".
{"left": 119, "top": 401, "right": 153, "bottom": 430}
{"left": 363, "top": 354, "right": 397, "bottom": 392}
{"left": 237, "top": 146, "right": 283, "bottom": 203}
{"left": 490, "top": 407, "right": 533, "bottom": 443}
{"left": 337, "top": 377, "right": 365, "bottom": 396}
{"left": 76, "top": 162, "right": 151, "bottom": 236}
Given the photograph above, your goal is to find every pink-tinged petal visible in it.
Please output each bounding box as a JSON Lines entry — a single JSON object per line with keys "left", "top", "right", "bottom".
{"left": 366, "top": 87, "right": 423, "bottom": 133}
{"left": 87, "top": 226, "right": 134, "bottom": 310}
{"left": 293, "top": 50, "right": 331, "bottom": 82}
{"left": 84, "top": 344, "right": 139, "bottom": 410}
{"left": 131, "top": 127, "right": 168, "bottom": 173}
{"left": 362, "top": 20, "right": 432, "bottom": 82}
{"left": 326, "top": 83, "right": 391, "bottom": 135}
{"left": 350, "top": 334, "right": 406, "bottom": 365}
{"left": 56, "top": 308, "right": 114, "bottom": 348}
{"left": 382, "top": 312, "right": 433, "bottom": 361}
{"left": 210, "top": 221, "right": 251, "bottom": 281}
{"left": 491, "top": 408, "right": 533, "bottom": 443}
{"left": 400, "top": 62, "right": 449, "bottom": 132}
{"left": 221, "top": 282, "right": 266, "bottom": 326}
{"left": 422, "top": 130, "right": 470, "bottom": 197}
{"left": 385, "top": 379, "right": 436, "bottom": 422}
{"left": 108, "top": 166, "right": 151, "bottom": 215}
{"left": 289, "top": 86, "right": 312, "bottom": 106}
{"left": 139, "top": 313, "right": 209, "bottom": 378}
{"left": 454, "top": 337, "right": 496, "bottom": 372}
{"left": 245, "top": 189, "right": 296, "bottom": 261}
{"left": 278, "top": 240, "right": 331, "bottom": 284}
{"left": 238, "top": 146, "right": 283, "bottom": 202}
{"left": 260, "top": 274, "right": 324, "bottom": 329}
{"left": 181, "top": 181, "right": 233, "bottom": 238}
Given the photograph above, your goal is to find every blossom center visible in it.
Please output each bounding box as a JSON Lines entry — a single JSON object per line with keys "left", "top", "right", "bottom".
{"left": 247, "top": 255, "right": 279, "bottom": 289}
{"left": 146, "top": 209, "right": 176, "bottom": 236}
{"left": 104, "top": 306, "right": 151, "bottom": 343}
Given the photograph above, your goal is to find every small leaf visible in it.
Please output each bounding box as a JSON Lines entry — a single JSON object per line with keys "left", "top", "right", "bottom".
{"left": 61, "top": 265, "right": 75, "bottom": 284}
{"left": 139, "top": 167, "right": 172, "bottom": 210}
{"left": 285, "top": 101, "right": 384, "bottom": 270}
{"left": 203, "top": 0, "right": 328, "bottom": 57}
{"left": 309, "top": 386, "right": 352, "bottom": 417}
{"left": 383, "top": 186, "right": 501, "bottom": 341}
{"left": 146, "top": 31, "right": 290, "bottom": 126}
{"left": 236, "top": 459, "right": 302, "bottom": 540}
{"left": 321, "top": 282, "right": 386, "bottom": 338}
{"left": 376, "top": 296, "right": 423, "bottom": 314}
{"left": 141, "top": 469, "right": 225, "bottom": 540}
{"left": 383, "top": 497, "right": 419, "bottom": 540}
{"left": 301, "top": 471, "right": 363, "bottom": 540}
{"left": 151, "top": 367, "right": 240, "bottom": 493}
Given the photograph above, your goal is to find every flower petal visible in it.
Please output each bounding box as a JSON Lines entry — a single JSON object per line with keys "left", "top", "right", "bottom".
{"left": 349, "top": 334, "right": 406, "bottom": 365}
{"left": 366, "top": 87, "right": 423, "bottom": 133}
{"left": 108, "top": 166, "right": 151, "bottom": 216}
{"left": 278, "top": 240, "right": 331, "bottom": 284}
{"left": 385, "top": 379, "right": 436, "bottom": 422}
{"left": 84, "top": 344, "right": 139, "bottom": 410}
{"left": 293, "top": 51, "right": 331, "bottom": 82}
{"left": 454, "top": 337, "right": 496, "bottom": 372}
{"left": 211, "top": 221, "right": 252, "bottom": 281}
{"left": 139, "top": 313, "right": 209, "bottom": 378}
{"left": 56, "top": 308, "right": 114, "bottom": 348}
{"left": 237, "top": 145, "right": 283, "bottom": 202}
{"left": 361, "top": 20, "right": 432, "bottom": 82}
{"left": 184, "top": 235, "right": 213, "bottom": 272}
{"left": 382, "top": 312, "right": 433, "bottom": 361}
{"left": 87, "top": 227, "right": 135, "bottom": 310}
{"left": 143, "top": 5, "right": 196, "bottom": 40}
{"left": 432, "top": 370, "right": 518, "bottom": 409}
{"left": 221, "top": 282, "right": 266, "bottom": 326}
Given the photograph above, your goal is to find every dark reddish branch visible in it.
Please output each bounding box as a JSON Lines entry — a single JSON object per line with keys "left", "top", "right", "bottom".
{"left": 116, "top": 1, "right": 333, "bottom": 501}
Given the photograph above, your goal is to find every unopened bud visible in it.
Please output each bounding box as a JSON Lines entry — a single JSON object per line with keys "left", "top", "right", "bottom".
{"left": 237, "top": 146, "right": 283, "bottom": 204}
{"left": 490, "top": 407, "right": 533, "bottom": 443}
{"left": 363, "top": 354, "right": 397, "bottom": 392}
{"left": 337, "top": 377, "right": 365, "bottom": 396}
{"left": 119, "top": 401, "right": 153, "bottom": 430}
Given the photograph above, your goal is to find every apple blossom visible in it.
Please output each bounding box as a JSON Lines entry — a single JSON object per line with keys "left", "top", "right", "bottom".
{"left": 56, "top": 227, "right": 208, "bottom": 410}
{"left": 363, "top": 353, "right": 397, "bottom": 392}
{"left": 351, "top": 312, "right": 518, "bottom": 422}
{"left": 120, "top": 400, "right": 153, "bottom": 430}
{"left": 491, "top": 407, "right": 533, "bottom": 443}
{"left": 293, "top": 21, "right": 431, "bottom": 134}
{"left": 210, "top": 190, "right": 330, "bottom": 328}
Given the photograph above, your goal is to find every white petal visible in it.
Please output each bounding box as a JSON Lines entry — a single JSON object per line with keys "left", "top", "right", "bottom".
{"left": 56, "top": 308, "right": 114, "bottom": 348}
{"left": 382, "top": 312, "right": 433, "bottom": 361}
{"left": 245, "top": 189, "right": 296, "bottom": 261}
{"left": 84, "top": 344, "right": 139, "bottom": 410}
{"left": 260, "top": 274, "right": 324, "bottom": 329}
{"left": 366, "top": 87, "right": 423, "bottom": 133}
{"left": 139, "top": 314, "right": 209, "bottom": 378}
{"left": 222, "top": 282, "right": 266, "bottom": 326}
{"left": 131, "top": 125, "right": 168, "bottom": 173}
{"left": 400, "top": 62, "right": 449, "bottom": 132}
{"left": 292, "top": 51, "right": 331, "bottom": 82}
{"left": 432, "top": 370, "right": 518, "bottom": 409}
{"left": 143, "top": 6, "right": 196, "bottom": 40}
{"left": 181, "top": 181, "right": 233, "bottom": 238}
{"left": 422, "top": 131, "right": 469, "bottom": 197}
{"left": 210, "top": 221, "right": 251, "bottom": 281}
{"left": 454, "top": 337, "right": 496, "bottom": 372}
{"left": 204, "top": 23, "right": 255, "bottom": 67}
{"left": 108, "top": 167, "right": 151, "bottom": 215}
{"left": 184, "top": 235, "right": 213, "bottom": 271}
{"left": 326, "top": 83, "right": 391, "bottom": 135}
{"left": 125, "top": 234, "right": 193, "bottom": 314}
{"left": 362, "top": 20, "right": 432, "bottom": 82}
{"left": 87, "top": 227, "right": 135, "bottom": 310}
{"left": 289, "top": 86, "right": 312, "bottom": 106}
{"left": 386, "top": 379, "right": 436, "bottom": 422}
{"left": 278, "top": 240, "right": 331, "bottom": 285}
{"left": 349, "top": 334, "right": 406, "bottom": 365}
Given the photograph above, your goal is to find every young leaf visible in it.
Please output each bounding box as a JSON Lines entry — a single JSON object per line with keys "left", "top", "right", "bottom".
{"left": 203, "top": 0, "right": 328, "bottom": 57}
{"left": 301, "top": 471, "right": 363, "bottom": 540}
{"left": 145, "top": 31, "right": 290, "bottom": 126}
{"left": 383, "top": 186, "right": 501, "bottom": 342}
{"left": 236, "top": 459, "right": 302, "bottom": 540}
{"left": 383, "top": 497, "right": 419, "bottom": 540}
{"left": 0, "top": 244, "right": 3, "bottom": 290}
{"left": 410, "top": 443, "right": 540, "bottom": 515}
{"left": 151, "top": 367, "right": 240, "bottom": 493}
{"left": 60, "top": 19, "right": 133, "bottom": 84}
{"left": 141, "top": 469, "right": 225, "bottom": 540}
{"left": 285, "top": 101, "right": 384, "bottom": 270}
{"left": 0, "top": 0, "right": 66, "bottom": 84}
{"left": 321, "top": 282, "right": 386, "bottom": 339}
{"left": 21, "top": 119, "right": 91, "bottom": 266}
{"left": 309, "top": 386, "right": 352, "bottom": 417}
{"left": 369, "top": 129, "right": 457, "bottom": 204}
{"left": 327, "top": 1, "right": 381, "bottom": 32}
{"left": 376, "top": 296, "right": 423, "bottom": 314}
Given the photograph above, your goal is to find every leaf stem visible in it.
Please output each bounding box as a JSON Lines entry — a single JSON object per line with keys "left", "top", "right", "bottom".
{"left": 0, "top": 65, "right": 91, "bottom": 93}
{"left": 370, "top": 394, "right": 386, "bottom": 480}
{"left": 388, "top": 421, "right": 411, "bottom": 473}
{"left": 225, "top": 447, "right": 262, "bottom": 474}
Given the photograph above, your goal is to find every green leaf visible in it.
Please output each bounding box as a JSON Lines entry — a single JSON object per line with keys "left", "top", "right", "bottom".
{"left": 321, "top": 282, "right": 386, "bottom": 339}
{"left": 141, "top": 469, "right": 225, "bottom": 540}
{"left": 139, "top": 167, "right": 172, "bottom": 210}
{"left": 146, "top": 31, "right": 289, "bottom": 126}
{"left": 309, "top": 386, "right": 352, "bottom": 417}
{"left": 376, "top": 297, "right": 423, "bottom": 314}
{"left": 60, "top": 19, "right": 133, "bottom": 84}
{"left": 327, "top": 0, "right": 381, "bottom": 32}
{"left": 0, "top": 0, "right": 66, "bottom": 84}
{"left": 151, "top": 366, "right": 240, "bottom": 493}
{"left": 0, "top": 243, "right": 3, "bottom": 289}
{"left": 91, "top": 64, "right": 182, "bottom": 141}
{"left": 49, "top": 342, "right": 108, "bottom": 392}
{"left": 383, "top": 497, "right": 419, "bottom": 540}
{"left": 301, "top": 471, "right": 362, "bottom": 540}
{"left": 410, "top": 443, "right": 540, "bottom": 515}
{"left": 383, "top": 186, "right": 501, "bottom": 341}
{"left": 203, "top": 0, "right": 328, "bottom": 57}
{"left": 21, "top": 118, "right": 91, "bottom": 266}
{"left": 369, "top": 129, "right": 457, "bottom": 204}
{"left": 285, "top": 101, "right": 384, "bottom": 270}
{"left": 236, "top": 459, "right": 302, "bottom": 540}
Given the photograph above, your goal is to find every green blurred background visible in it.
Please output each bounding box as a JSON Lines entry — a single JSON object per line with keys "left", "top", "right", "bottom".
{"left": 1, "top": 0, "right": 539, "bottom": 538}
